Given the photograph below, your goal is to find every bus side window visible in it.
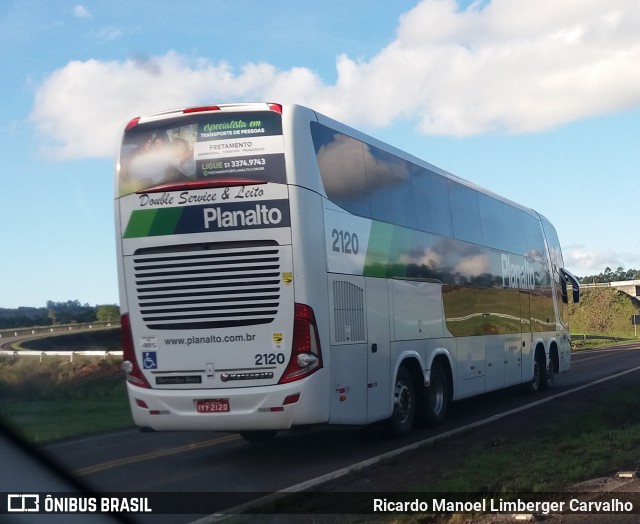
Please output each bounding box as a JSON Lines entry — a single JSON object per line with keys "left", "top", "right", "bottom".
{"left": 311, "top": 122, "right": 372, "bottom": 218}
{"left": 478, "top": 193, "right": 505, "bottom": 251}
{"left": 412, "top": 167, "right": 453, "bottom": 237}
{"left": 448, "top": 181, "right": 482, "bottom": 244}
{"left": 364, "top": 145, "right": 416, "bottom": 228}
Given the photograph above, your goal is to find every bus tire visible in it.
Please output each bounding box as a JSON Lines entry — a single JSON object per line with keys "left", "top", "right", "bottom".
{"left": 523, "top": 350, "right": 544, "bottom": 395}
{"left": 540, "top": 352, "right": 555, "bottom": 391}
{"left": 240, "top": 430, "right": 278, "bottom": 443}
{"left": 387, "top": 366, "right": 415, "bottom": 437}
{"left": 419, "top": 360, "right": 449, "bottom": 427}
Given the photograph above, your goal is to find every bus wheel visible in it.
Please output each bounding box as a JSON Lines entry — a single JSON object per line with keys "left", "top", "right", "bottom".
{"left": 540, "top": 354, "right": 554, "bottom": 391}
{"left": 419, "top": 360, "right": 449, "bottom": 427}
{"left": 240, "top": 430, "right": 278, "bottom": 443}
{"left": 387, "top": 366, "right": 415, "bottom": 437}
{"left": 523, "top": 352, "right": 543, "bottom": 395}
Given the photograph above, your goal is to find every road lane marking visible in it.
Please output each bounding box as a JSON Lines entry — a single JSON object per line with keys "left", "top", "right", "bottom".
{"left": 74, "top": 434, "right": 240, "bottom": 476}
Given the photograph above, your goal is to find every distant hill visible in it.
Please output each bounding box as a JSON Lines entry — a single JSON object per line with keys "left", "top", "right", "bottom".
{"left": 569, "top": 287, "right": 640, "bottom": 337}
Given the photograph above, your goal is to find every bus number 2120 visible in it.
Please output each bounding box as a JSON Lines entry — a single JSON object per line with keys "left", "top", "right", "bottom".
{"left": 255, "top": 353, "right": 286, "bottom": 365}
{"left": 331, "top": 229, "right": 359, "bottom": 255}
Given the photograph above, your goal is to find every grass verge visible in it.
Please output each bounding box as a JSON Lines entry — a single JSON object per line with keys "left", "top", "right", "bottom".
{"left": 0, "top": 354, "right": 133, "bottom": 444}
{"left": 0, "top": 385, "right": 132, "bottom": 444}
{"left": 416, "top": 384, "right": 640, "bottom": 493}
{"left": 236, "top": 381, "right": 640, "bottom": 520}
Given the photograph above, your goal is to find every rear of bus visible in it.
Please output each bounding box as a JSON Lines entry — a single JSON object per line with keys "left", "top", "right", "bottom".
{"left": 115, "top": 103, "right": 327, "bottom": 434}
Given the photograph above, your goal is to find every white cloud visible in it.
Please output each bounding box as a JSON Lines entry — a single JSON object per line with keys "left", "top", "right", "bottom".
{"left": 72, "top": 5, "right": 91, "bottom": 19}
{"left": 564, "top": 244, "right": 639, "bottom": 276}
{"left": 32, "top": 0, "right": 640, "bottom": 159}
{"left": 30, "top": 54, "right": 240, "bottom": 159}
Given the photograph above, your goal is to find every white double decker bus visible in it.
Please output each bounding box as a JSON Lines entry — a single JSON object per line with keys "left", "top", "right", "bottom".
{"left": 115, "top": 103, "right": 580, "bottom": 441}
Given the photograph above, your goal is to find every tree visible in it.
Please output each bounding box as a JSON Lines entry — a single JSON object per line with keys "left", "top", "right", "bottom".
{"left": 45, "top": 300, "right": 96, "bottom": 325}
{"left": 578, "top": 267, "right": 640, "bottom": 285}
{"left": 96, "top": 304, "right": 120, "bottom": 323}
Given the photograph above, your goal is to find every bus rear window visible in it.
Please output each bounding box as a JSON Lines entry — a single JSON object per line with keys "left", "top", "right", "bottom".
{"left": 118, "top": 111, "right": 285, "bottom": 195}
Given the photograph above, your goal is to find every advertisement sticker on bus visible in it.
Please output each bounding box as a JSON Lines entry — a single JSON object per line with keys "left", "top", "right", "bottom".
{"left": 119, "top": 110, "right": 286, "bottom": 195}
{"left": 194, "top": 112, "right": 285, "bottom": 181}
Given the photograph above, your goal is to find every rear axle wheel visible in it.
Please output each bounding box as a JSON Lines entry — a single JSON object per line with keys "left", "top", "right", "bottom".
{"left": 387, "top": 366, "right": 415, "bottom": 437}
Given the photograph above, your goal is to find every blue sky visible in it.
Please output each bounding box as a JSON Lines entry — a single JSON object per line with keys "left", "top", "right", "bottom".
{"left": 1, "top": 0, "right": 640, "bottom": 308}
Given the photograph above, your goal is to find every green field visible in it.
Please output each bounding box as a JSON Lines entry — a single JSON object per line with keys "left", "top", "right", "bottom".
{"left": 0, "top": 354, "right": 132, "bottom": 443}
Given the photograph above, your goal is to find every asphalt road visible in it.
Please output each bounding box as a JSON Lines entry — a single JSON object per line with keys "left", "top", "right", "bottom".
{"left": 38, "top": 343, "right": 640, "bottom": 523}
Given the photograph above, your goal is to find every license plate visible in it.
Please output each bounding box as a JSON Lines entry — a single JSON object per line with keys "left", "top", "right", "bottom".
{"left": 196, "top": 399, "right": 230, "bottom": 413}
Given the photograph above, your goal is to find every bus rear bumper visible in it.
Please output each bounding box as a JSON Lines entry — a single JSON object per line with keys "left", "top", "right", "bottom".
{"left": 126, "top": 378, "right": 327, "bottom": 432}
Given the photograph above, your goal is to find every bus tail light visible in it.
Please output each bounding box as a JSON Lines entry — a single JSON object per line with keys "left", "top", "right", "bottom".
{"left": 183, "top": 105, "right": 221, "bottom": 114}
{"left": 121, "top": 314, "right": 151, "bottom": 389}
{"left": 138, "top": 178, "right": 266, "bottom": 194}
{"left": 279, "top": 304, "right": 323, "bottom": 384}
{"left": 125, "top": 117, "right": 140, "bottom": 131}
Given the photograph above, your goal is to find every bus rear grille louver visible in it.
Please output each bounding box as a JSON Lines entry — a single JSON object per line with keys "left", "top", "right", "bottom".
{"left": 132, "top": 243, "right": 281, "bottom": 330}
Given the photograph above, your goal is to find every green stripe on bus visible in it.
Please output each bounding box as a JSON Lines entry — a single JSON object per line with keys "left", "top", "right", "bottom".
{"left": 148, "top": 207, "right": 183, "bottom": 236}
{"left": 387, "top": 226, "right": 415, "bottom": 278}
{"left": 363, "top": 221, "right": 395, "bottom": 277}
{"left": 123, "top": 209, "right": 158, "bottom": 238}
{"left": 124, "top": 207, "right": 185, "bottom": 238}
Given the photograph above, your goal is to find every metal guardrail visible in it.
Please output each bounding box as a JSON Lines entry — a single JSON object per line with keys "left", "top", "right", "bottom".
{"left": 0, "top": 323, "right": 121, "bottom": 358}
{"left": 571, "top": 334, "right": 635, "bottom": 349}
{"left": 574, "top": 334, "right": 632, "bottom": 342}
{"left": 0, "top": 322, "right": 117, "bottom": 339}
{"left": 0, "top": 349, "right": 122, "bottom": 360}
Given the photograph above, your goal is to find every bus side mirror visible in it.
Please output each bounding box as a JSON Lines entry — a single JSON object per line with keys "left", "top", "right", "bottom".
{"left": 560, "top": 276, "right": 568, "bottom": 304}
{"left": 560, "top": 268, "right": 580, "bottom": 304}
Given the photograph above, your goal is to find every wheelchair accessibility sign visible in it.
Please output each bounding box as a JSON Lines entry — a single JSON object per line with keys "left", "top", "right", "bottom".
{"left": 139, "top": 336, "right": 158, "bottom": 370}
{"left": 142, "top": 352, "right": 157, "bottom": 370}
